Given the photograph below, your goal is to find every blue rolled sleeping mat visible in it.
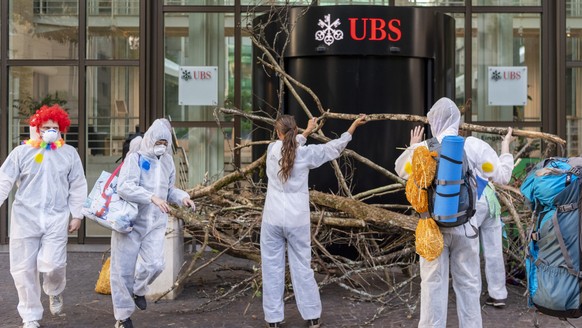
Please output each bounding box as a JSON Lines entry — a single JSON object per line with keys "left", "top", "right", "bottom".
{"left": 433, "top": 135, "right": 465, "bottom": 223}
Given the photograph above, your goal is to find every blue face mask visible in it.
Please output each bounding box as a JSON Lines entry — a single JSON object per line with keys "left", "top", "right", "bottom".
{"left": 42, "top": 129, "right": 59, "bottom": 143}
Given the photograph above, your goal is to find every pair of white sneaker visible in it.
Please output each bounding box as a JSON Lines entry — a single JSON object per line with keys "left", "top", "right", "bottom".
{"left": 21, "top": 294, "right": 63, "bottom": 328}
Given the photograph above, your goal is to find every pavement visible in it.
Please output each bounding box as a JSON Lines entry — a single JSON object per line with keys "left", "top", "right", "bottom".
{"left": 0, "top": 245, "right": 580, "bottom": 328}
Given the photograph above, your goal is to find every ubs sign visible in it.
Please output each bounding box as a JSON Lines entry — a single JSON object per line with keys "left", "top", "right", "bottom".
{"left": 488, "top": 66, "right": 528, "bottom": 106}
{"left": 315, "top": 14, "right": 402, "bottom": 46}
{"left": 282, "top": 6, "right": 452, "bottom": 58}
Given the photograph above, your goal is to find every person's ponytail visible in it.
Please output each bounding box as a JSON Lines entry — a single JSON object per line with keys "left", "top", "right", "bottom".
{"left": 275, "top": 115, "right": 298, "bottom": 183}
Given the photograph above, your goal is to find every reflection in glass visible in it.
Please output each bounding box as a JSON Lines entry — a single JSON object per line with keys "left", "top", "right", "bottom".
{"left": 165, "top": 0, "right": 237, "bottom": 5}
{"left": 395, "top": 0, "right": 464, "bottom": 6}
{"left": 452, "top": 13, "right": 465, "bottom": 104}
{"left": 87, "top": 0, "right": 140, "bottom": 59}
{"left": 174, "top": 127, "right": 227, "bottom": 186}
{"left": 85, "top": 66, "right": 139, "bottom": 237}
{"left": 9, "top": 66, "right": 79, "bottom": 150}
{"left": 165, "top": 12, "right": 229, "bottom": 186}
{"left": 9, "top": 0, "right": 79, "bottom": 59}
{"left": 567, "top": 2, "right": 582, "bottom": 62}
{"left": 472, "top": 0, "right": 540, "bottom": 5}
{"left": 471, "top": 13, "right": 540, "bottom": 122}
{"left": 567, "top": 68, "right": 582, "bottom": 157}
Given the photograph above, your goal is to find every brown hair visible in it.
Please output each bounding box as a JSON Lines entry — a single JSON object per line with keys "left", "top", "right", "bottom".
{"left": 275, "top": 115, "right": 298, "bottom": 182}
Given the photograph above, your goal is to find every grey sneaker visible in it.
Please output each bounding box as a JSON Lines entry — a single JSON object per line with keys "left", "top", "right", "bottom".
{"left": 133, "top": 294, "right": 147, "bottom": 310}
{"left": 485, "top": 296, "right": 507, "bottom": 308}
{"left": 49, "top": 294, "right": 63, "bottom": 315}
{"left": 307, "top": 318, "right": 321, "bottom": 328}
{"left": 22, "top": 321, "right": 40, "bottom": 328}
{"left": 115, "top": 318, "right": 134, "bottom": 328}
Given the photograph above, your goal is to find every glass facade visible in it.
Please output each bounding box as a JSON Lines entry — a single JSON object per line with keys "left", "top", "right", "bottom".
{"left": 87, "top": 0, "right": 140, "bottom": 60}
{"left": 567, "top": 1, "right": 582, "bottom": 156}
{"left": 0, "top": 0, "right": 572, "bottom": 244}
{"left": 9, "top": 0, "right": 79, "bottom": 59}
{"left": 85, "top": 66, "right": 140, "bottom": 237}
{"left": 471, "top": 13, "right": 541, "bottom": 122}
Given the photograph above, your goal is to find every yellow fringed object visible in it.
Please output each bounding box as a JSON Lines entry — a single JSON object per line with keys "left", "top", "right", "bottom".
{"left": 405, "top": 179, "right": 429, "bottom": 213}
{"left": 406, "top": 146, "right": 443, "bottom": 261}
{"left": 411, "top": 146, "right": 437, "bottom": 188}
{"left": 415, "top": 218, "right": 444, "bottom": 262}
{"left": 95, "top": 257, "right": 111, "bottom": 295}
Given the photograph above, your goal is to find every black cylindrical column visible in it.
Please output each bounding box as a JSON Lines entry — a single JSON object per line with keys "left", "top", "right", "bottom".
{"left": 253, "top": 6, "right": 455, "bottom": 202}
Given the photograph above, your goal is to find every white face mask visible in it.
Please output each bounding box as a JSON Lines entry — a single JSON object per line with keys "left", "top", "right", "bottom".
{"left": 42, "top": 129, "right": 59, "bottom": 144}
{"left": 153, "top": 144, "right": 167, "bottom": 156}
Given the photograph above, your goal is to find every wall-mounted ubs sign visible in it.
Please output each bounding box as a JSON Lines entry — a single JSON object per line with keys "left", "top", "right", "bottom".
{"left": 277, "top": 6, "right": 452, "bottom": 58}
{"left": 488, "top": 66, "right": 527, "bottom": 106}
{"left": 178, "top": 66, "right": 218, "bottom": 106}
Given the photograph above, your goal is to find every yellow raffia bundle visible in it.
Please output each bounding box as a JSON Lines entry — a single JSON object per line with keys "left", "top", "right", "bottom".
{"left": 405, "top": 146, "right": 443, "bottom": 261}
{"left": 415, "top": 218, "right": 444, "bottom": 261}
{"left": 405, "top": 179, "right": 429, "bottom": 213}
{"left": 95, "top": 256, "right": 111, "bottom": 295}
{"left": 412, "top": 146, "right": 437, "bottom": 188}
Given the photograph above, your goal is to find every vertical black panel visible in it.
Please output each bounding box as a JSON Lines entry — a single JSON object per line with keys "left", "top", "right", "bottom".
{"left": 285, "top": 56, "right": 426, "bottom": 201}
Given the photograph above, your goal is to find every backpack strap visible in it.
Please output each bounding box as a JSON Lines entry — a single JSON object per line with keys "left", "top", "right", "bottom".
{"left": 426, "top": 137, "right": 439, "bottom": 151}
{"left": 548, "top": 210, "right": 582, "bottom": 278}
{"left": 434, "top": 179, "right": 465, "bottom": 187}
{"left": 463, "top": 222, "right": 479, "bottom": 239}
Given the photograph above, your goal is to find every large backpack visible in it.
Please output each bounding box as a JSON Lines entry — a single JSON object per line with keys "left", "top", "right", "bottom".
{"left": 426, "top": 137, "right": 478, "bottom": 234}
{"left": 520, "top": 157, "right": 582, "bottom": 318}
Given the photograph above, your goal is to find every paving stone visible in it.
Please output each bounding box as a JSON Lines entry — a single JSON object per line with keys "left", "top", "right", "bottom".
{"left": 0, "top": 251, "right": 580, "bottom": 328}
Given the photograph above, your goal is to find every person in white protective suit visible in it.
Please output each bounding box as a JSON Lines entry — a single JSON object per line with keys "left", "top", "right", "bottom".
{"left": 110, "top": 119, "right": 195, "bottom": 328}
{"left": 261, "top": 114, "right": 367, "bottom": 328}
{"left": 0, "top": 104, "right": 87, "bottom": 328}
{"left": 394, "top": 97, "right": 513, "bottom": 328}
{"left": 473, "top": 128, "right": 514, "bottom": 308}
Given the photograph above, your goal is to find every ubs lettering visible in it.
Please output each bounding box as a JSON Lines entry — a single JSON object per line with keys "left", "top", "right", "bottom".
{"left": 503, "top": 71, "right": 521, "bottom": 80}
{"left": 348, "top": 18, "right": 402, "bottom": 42}
{"left": 193, "top": 71, "right": 213, "bottom": 80}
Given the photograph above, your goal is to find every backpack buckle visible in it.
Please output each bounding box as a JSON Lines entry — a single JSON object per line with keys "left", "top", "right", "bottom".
{"left": 531, "top": 231, "right": 539, "bottom": 241}
{"left": 557, "top": 203, "right": 578, "bottom": 212}
{"left": 569, "top": 166, "right": 582, "bottom": 177}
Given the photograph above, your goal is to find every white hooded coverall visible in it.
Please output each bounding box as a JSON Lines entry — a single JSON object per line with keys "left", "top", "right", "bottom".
{"left": 261, "top": 131, "right": 353, "bottom": 323}
{"left": 110, "top": 119, "right": 189, "bottom": 321}
{"left": 0, "top": 135, "right": 87, "bottom": 323}
{"left": 465, "top": 146, "right": 513, "bottom": 302}
{"left": 394, "top": 97, "right": 513, "bottom": 328}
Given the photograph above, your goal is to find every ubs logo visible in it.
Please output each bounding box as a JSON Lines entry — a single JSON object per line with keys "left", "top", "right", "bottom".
{"left": 490, "top": 69, "right": 522, "bottom": 82}
{"left": 315, "top": 14, "right": 403, "bottom": 46}
{"left": 315, "top": 14, "right": 344, "bottom": 46}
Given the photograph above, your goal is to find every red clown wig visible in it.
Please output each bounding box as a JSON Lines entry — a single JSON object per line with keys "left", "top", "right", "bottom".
{"left": 28, "top": 104, "right": 71, "bottom": 134}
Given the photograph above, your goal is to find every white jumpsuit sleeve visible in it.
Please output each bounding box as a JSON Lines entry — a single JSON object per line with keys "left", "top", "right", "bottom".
{"left": 296, "top": 134, "right": 307, "bottom": 146}
{"left": 465, "top": 137, "right": 514, "bottom": 184}
{"left": 166, "top": 163, "right": 189, "bottom": 205}
{"left": 394, "top": 141, "right": 428, "bottom": 180}
{"left": 117, "top": 153, "right": 154, "bottom": 204}
{"left": 67, "top": 152, "right": 88, "bottom": 219}
{"left": 303, "top": 132, "right": 353, "bottom": 169}
{"left": 0, "top": 149, "right": 19, "bottom": 205}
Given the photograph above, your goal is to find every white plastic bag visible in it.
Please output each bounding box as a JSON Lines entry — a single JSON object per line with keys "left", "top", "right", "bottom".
{"left": 82, "top": 163, "right": 137, "bottom": 233}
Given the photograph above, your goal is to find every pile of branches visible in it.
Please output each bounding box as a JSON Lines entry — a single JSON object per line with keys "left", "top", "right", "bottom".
{"left": 157, "top": 5, "right": 566, "bottom": 321}
{"left": 158, "top": 107, "right": 563, "bottom": 320}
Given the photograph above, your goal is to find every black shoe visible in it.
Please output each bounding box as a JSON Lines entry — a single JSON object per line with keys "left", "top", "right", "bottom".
{"left": 307, "top": 318, "right": 321, "bottom": 328}
{"left": 485, "top": 296, "right": 507, "bottom": 308}
{"left": 133, "top": 294, "right": 147, "bottom": 310}
{"left": 266, "top": 322, "right": 282, "bottom": 328}
{"left": 115, "top": 318, "right": 134, "bottom": 328}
